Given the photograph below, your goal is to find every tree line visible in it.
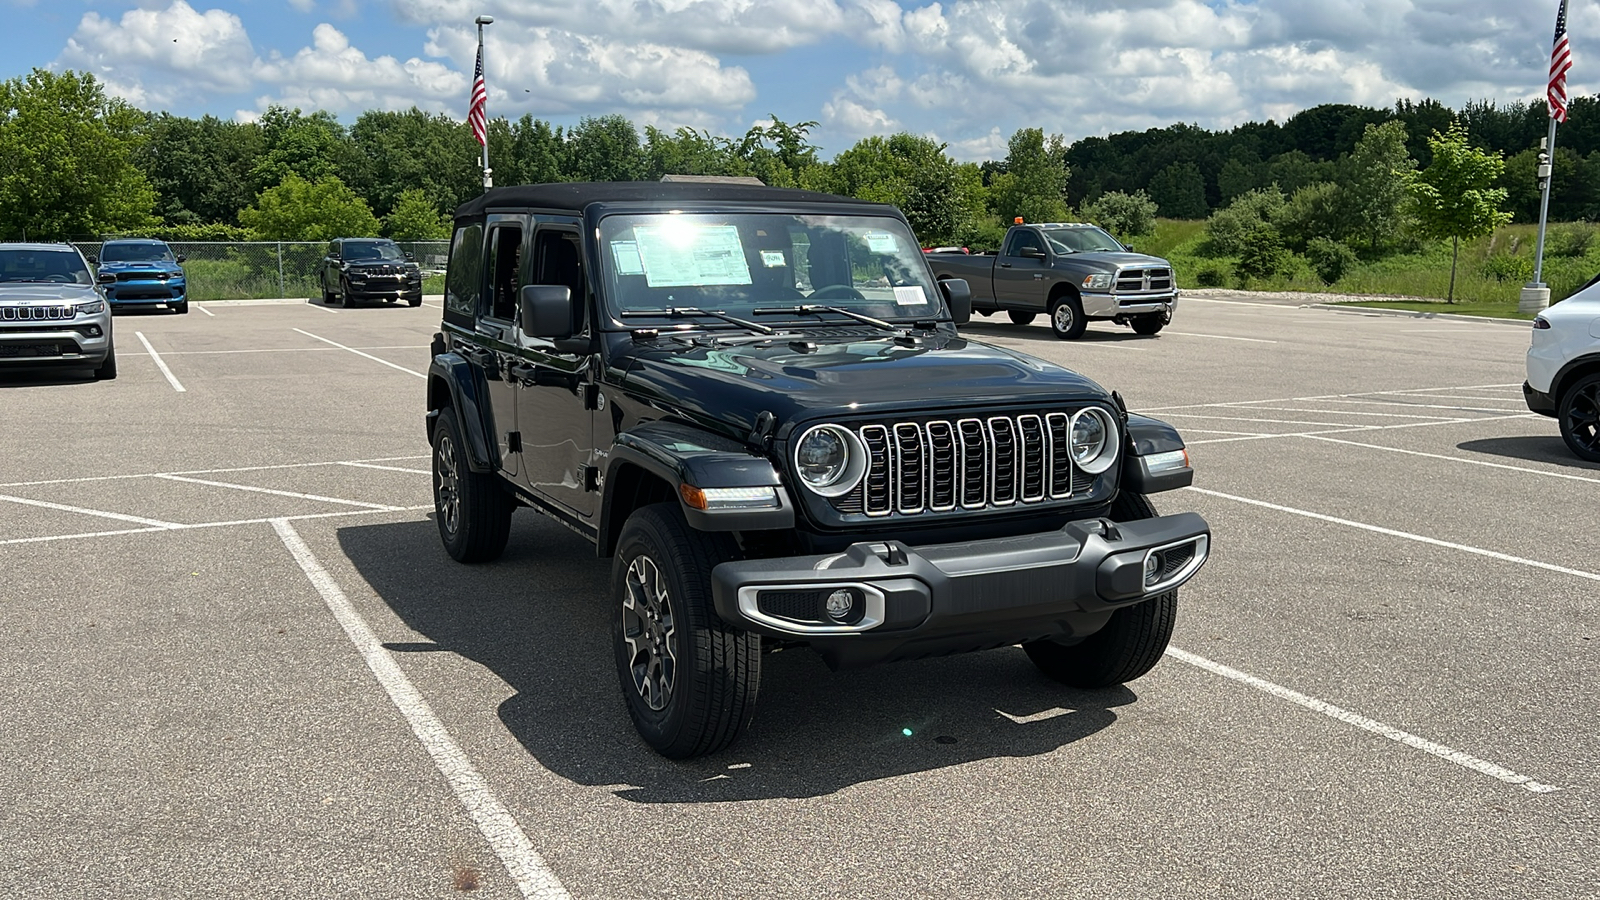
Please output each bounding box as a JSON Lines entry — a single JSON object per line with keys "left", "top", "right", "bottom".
{"left": 0, "top": 67, "right": 1584, "bottom": 251}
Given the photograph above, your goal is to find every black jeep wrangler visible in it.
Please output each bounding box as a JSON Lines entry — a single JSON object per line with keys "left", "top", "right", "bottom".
{"left": 426, "top": 182, "right": 1210, "bottom": 758}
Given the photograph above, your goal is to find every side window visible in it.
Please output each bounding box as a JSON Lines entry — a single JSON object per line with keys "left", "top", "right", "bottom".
{"left": 485, "top": 226, "right": 524, "bottom": 322}
{"left": 445, "top": 224, "right": 483, "bottom": 318}
{"left": 327, "top": 242, "right": 339, "bottom": 259}
{"left": 1004, "top": 230, "right": 1042, "bottom": 257}
{"left": 529, "top": 229, "right": 585, "bottom": 334}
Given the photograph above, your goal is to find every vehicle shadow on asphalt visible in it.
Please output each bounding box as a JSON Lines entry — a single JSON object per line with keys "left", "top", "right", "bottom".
{"left": 957, "top": 321, "right": 1153, "bottom": 344}
{"left": 0, "top": 370, "right": 100, "bottom": 387}
{"left": 338, "top": 515, "right": 1136, "bottom": 804}
{"left": 1457, "top": 436, "right": 1600, "bottom": 471}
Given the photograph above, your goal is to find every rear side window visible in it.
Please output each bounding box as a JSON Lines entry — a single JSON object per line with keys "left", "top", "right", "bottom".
{"left": 485, "top": 226, "right": 524, "bottom": 322}
{"left": 445, "top": 224, "right": 483, "bottom": 319}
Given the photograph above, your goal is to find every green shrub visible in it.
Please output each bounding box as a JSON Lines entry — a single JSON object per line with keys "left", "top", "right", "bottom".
{"left": 1305, "top": 237, "right": 1358, "bottom": 285}
{"left": 1193, "top": 263, "right": 1229, "bottom": 287}
{"left": 1236, "top": 225, "right": 1290, "bottom": 282}
{"left": 1545, "top": 225, "right": 1595, "bottom": 258}
{"left": 1203, "top": 187, "right": 1285, "bottom": 257}
{"left": 1481, "top": 253, "right": 1534, "bottom": 283}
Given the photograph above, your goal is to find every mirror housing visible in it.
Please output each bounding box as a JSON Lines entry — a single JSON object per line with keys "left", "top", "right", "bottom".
{"left": 938, "top": 278, "right": 972, "bottom": 325}
{"left": 519, "top": 284, "right": 574, "bottom": 339}
{"left": 96, "top": 271, "right": 116, "bottom": 285}
{"left": 404, "top": 252, "right": 415, "bottom": 261}
{"left": 1121, "top": 243, "right": 1134, "bottom": 253}
{"left": 1019, "top": 247, "right": 1047, "bottom": 261}
{"left": 175, "top": 255, "right": 187, "bottom": 264}
{"left": 87, "top": 255, "right": 99, "bottom": 265}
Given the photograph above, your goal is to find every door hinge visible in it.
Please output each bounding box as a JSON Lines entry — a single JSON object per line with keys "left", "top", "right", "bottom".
{"left": 507, "top": 431, "right": 522, "bottom": 452}
{"left": 582, "top": 466, "right": 601, "bottom": 492}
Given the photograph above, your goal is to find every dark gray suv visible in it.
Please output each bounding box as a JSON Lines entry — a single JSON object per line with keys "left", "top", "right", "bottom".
{"left": 0, "top": 243, "right": 116, "bottom": 380}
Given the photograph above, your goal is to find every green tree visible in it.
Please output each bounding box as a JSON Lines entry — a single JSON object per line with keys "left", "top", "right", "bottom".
{"left": 509, "top": 116, "right": 566, "bottom": 185}
{"left": 992, "top": 127, "right": 1070, "bottom": 223}
{"left": 136, "top": 113, "right": 262, "bottom": 225}
{"left": 1275, "top": 181, "right": 1346, "bottom": 252}
{"left": 249, "top": 106, "right": 358, "bottom": 194}
{"left": 1204, "top": 187, "right": 1285, "bottom": 257}
{"left": 729, "top": 116, "right": 823, "bottom": 187}
{"left": 1147, "top": 161, "right": 1208, "bottom": 218}
{"left": 239, "top": 173, "right": 380, "bottom": 241}
{"left": 828, "top": 133, "right": 986, "bottom": 245}
{"left": 384, "top": 188, "right": 448, "bottom": 240}
{"left": 566, "top": 115, "right": 644, "bottom": 182}
{"left": 349, "top": 108, "right": 478, "bottom": 218}
{"left": 1341, "top": 121, "right": 1416, "bottom": 252}
{"left": 1404, "top": 123, "right": 1512, "bottom": 302}
{"left": 642, "top": 126, "right": 736, "bottom": 179}
{"left": 0, "top": 69, "right": 156, "bottom": 239}
{"left": 1081, "top": 190, "right": 1157, "bottom": 240}
{"left": 1236, "top": 224, "right": 1290, "bottom": 283}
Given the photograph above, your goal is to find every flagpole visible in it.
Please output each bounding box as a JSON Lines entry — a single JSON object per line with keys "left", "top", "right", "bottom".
{"left": 1533, "top": 117, "right": 1558, "bottom": 287}
{"left": 1523, "top": 0, "right": 1571, "bottom": 314}
{"left": 475, "top": 15, "right": 494, "bottom": 191}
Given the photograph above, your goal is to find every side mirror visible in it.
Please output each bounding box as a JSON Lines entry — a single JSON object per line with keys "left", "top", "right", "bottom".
{"left": 175, "top": 255, "right": 187, "bottom": 264}
{"left": 1121, "top": 243, "right": 1134, "bottom": 253}
{"left": 87, "top": 255, "right": 99, "bottom": 265}
{"left": 1019, "top": 247, "right": 1047, "bottom": 261}
{"left": 938, "top": 278, "right": 972, "bottom": 325}
{"left": 97, "top": 271, "right": 116, "bottom": 285}
{"left": 404, "top": 252, "right": 415, "bottom": 261}
{"left": 519, "top": 284, "right": 574, "bottom": 339}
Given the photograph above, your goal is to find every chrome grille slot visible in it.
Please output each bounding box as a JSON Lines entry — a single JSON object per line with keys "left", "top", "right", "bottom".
{"left": 957, "top": 419, "right": 987, "bottom": 509}
{"left": 893, "top": 423, "right": 925, "bottom": 514}
{"left": 0, "top": 305, "right": 72, "bottom": 321}
{"left": 1148, "top": 268, "right": 1173, "bottom": 290}
{"left": 860, "top": 425, "right": 893, "bottom": 517}
{"left": 1047, "top": 413, "right": 1072, "bottom": 498}
{"left": 987, "top": 417, "right": 1017, "bottom": 506}
{"left": 926, "top": 422, "right": 957, "bottom": 511}
{"left": 1017, "top": 415, "right": 1046, "bottom": 502}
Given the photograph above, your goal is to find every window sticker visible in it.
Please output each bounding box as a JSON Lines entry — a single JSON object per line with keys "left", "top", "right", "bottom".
{"left": 865, "top": 232, "right": 899, "bottom": 254}
{"left": 760, "top": 250, "right": 787, "bottom": 268}
{"left": 610, "top": 240, "right": 645, "bottom": 275}
{"left": 893, "top": 285, "right": 927, "bottom": 306}
{"left": 633, "top": 224, "right": 752, "bottom": 287}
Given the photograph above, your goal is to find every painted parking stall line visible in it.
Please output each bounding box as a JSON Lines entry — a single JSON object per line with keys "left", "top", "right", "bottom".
{"left": 154, "top": 473, "right": 403, "bottom": 510}
{"left": 135, "top": 331, "right": 186, "bottom": 392}
{"left": 0, "top": 493, "right": 182, "bottom": 528}
{"left": 271, "top": 520, "right": 571, "bottom": 900}
{"left": 293, "top": 328, "right": 426, "bottom": 378}
{"left": 1166, "top": 647, "right": 1560, "bottom": 794}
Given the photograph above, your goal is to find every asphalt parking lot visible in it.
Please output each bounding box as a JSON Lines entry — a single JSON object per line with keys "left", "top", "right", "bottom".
{"left": 2, "top": 295, "right": 1595, "bottom": 899}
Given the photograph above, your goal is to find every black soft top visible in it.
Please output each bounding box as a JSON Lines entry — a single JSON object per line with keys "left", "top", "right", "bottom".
{"left": 453, "top": 181, "right": 888, "bottom": 219}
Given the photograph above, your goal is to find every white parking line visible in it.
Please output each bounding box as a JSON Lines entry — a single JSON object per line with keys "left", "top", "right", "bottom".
{"left": 1219, "top": 405, "right": 1460, "bottom": 421}
{"left": 1143, "top": 383, "right": 1522, "bottom": 413}
{"left": 195, "top": 304, "right": 215, "bottom": 317}
{"left": 339, "top": 461, "right": 432, "bottom": 475}
{"left": 1299, "top": 434, "right": 1600, "bottom": 485}
{"left": 134, "top": 331, "right": 186, "bottom": 392}
{"left": 154, "top": 474, "right": 402, "bottom": 510}
{"left": 1314, "top": 397, "right": 1526, "bottom": 414}
{"left": 272, "top": 520, "right": 570, "bottom": 900}
{"left": 162, "top": 345, "right": 428, "bottom": 356}
{"left": 1186, "top": 413, "right": 1538, "bottom": 445}
{"left": 0, "top": 493, "right": 183, "bottom": 528}
{"left": 0, "top": 455, "right": 429, "bottom": 489}
{"left": 0, "top": 504, "right": 431, "bottom": 547}
{"left": 1165, "top": 647, "right": 1560, "bottom": 794}
{"left": 1162, "top": 331, "right": 1278, "bottom": 344}
{"left": 306, "top": 302, "right": 340, "bottom": 314}
{"left": 293, "top": 328, "right": 426, "bottom": 378}
{"left": 1164, "top": 413, "right": 1374, "bottom": 428}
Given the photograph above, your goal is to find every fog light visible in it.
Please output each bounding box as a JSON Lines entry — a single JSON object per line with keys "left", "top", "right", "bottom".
{"left": 1144, "top": 553, "right": 1163, "bottom": 587}
{"left": 825, "top": 589, "right": 855, "bottom": 620}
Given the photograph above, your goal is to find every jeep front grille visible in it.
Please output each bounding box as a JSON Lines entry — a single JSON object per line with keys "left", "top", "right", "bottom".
{"left": 1113, "top": 268, "right": 1173, "bottom": 294}
{"left": 840, "top": 412, "right": 1100, "bottom": 517}
{"left": 0, "top": 305, "right": 72, "bottom": 321}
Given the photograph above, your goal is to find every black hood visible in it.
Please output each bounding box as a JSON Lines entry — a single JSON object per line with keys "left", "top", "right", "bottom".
{"left": 617, "top": 330, "right": 1109, "bottom": 439}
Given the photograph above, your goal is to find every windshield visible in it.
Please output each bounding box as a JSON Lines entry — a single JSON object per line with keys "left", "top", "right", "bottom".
{"left": 598, "top": 213, "right": 944, "bottom": 324}
{"left": 0, "top": 249, "right": 92, "bottom": 285}
{"left": 1041, "top": 226, "right": 1126, "bottom": 254}
{"left": 344, "top": 241, "right": 404, "bottom": 261}
{"left": 100, "top": 242, "right": 175, "bottom": 263}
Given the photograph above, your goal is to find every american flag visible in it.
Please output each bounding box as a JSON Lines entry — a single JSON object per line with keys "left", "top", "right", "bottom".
{"left": 1550, "top": 0, "right": 1573, "bottom": 122}
{"left": 468, "top": 43, "right": 488, "bottom": 145}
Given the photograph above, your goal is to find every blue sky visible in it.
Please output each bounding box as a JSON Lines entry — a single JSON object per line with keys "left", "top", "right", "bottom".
{"left": 5, "top": 0, "right": 1592, "bottom": 160}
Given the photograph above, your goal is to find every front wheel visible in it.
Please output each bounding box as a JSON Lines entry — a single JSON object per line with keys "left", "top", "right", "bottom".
{"left": 1130, "top": 313, "right": 1166, "bottom": 335}
{"left": 1049, "top": 293, "right": 1088, "bottom": 340}
{"left": 613, "top": 503, "right": 760, "bottom": 759}
{"left": 173, "top": 301, "right": 189, "bottom": 315}
{"left": 93, "top": 341, "right": 117, "bottom": 381}
{"left": 432, "top": 405, "right": 514, "bottom": 562}
{"left": 1007, "top": 310, "right": 1037, "bottom": 326}
{"left": 1558, "top": 373, "right": 1600, "bottom": 462}
{"left": 1023, "top": 492, "right": 1176, "bottom": 687}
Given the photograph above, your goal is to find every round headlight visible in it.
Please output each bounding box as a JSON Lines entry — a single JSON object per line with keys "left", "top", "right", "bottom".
{"left": 793, "top": 424, "right": 867, "bottom": 497}
{"left": 1069, "top": 407, "right": 1118, "bottom": 475}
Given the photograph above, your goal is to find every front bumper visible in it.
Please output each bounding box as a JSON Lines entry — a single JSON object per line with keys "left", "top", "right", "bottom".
{"left": 1082, "top": 291, "right": 1178, "bottom": 318}
{"left": 711, "top": 511, "right": 1209, "bottom": 669}
{"left": 0, "top": 323, "right": 111, "bottom": 366}
{"left": 106, "top": 282, "right": 185, "bottom": 305}
{"left": 347, "top": 277, "right": 423, "bottom": 301}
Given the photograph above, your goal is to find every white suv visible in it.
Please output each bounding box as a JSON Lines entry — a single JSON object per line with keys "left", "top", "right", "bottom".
{"left": 1525, "top": 278, "right": 1600, "bottom": 460}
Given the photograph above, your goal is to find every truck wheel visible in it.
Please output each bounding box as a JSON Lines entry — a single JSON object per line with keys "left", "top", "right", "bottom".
{"left": 1130, "top": 313, "right": 1166, "bottom": 335}
{"left": 1023, "top": 492, "right": 1176, "bottom": 687}
{"left": 1049, "top": 294, "right": 1088, "bottom": 340}
{"left": 1007, "top": 311, "right": 1036, "bottom": 326}
{"left": 432, "top": 405, "right": 514, "bottom": 563}
{"left": 613, "top": 503, "right": 760, "bottom": 759}
{"left": 1558, "top": 372, "right": 1600, "bottom": 462}
{"left": 93, "top": 341, "right": 117, "bottom": 381}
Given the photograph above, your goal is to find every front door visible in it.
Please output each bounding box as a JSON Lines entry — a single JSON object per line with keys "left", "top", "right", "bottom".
{"left": 994, "top": 228, "right": 1048, "bottom": 309}
{"left": 513, "top": 224, "right": 596, "bottom": 519}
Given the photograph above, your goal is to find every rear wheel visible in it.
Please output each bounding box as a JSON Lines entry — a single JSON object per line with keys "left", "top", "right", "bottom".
{"left": 432, "top": 405, "right": 514, "bottom": 563}
{"left": 1049, "top": 293, "right": 1088, "bottom": 340}
{"left": 613, "top": 503, "right": 760, "bottom": 758}
{"left": 1023, "top": 492, "right": 1176, "bottom": 687}
{"left": 1007, "top": 310, "right": 1037, "bottom": 326}
{"left": 1558, "top": 372, "right": 1600, "bottom": 462}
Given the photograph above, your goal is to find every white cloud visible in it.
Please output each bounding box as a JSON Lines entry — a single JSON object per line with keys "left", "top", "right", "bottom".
{"left": 250, "top": 23, "right": 466, "bottom": 114}
{"left": 57, "top": 1, "right": 255, "bottom": 105}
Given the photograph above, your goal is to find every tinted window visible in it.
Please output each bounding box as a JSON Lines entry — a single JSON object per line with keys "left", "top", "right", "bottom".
{"left": 100, "top": 242, "right": 175, "bottom": 263}
{"left": 1041, "top": 227, "right": 1125, "bottom": 254}
{"left": 485, "top": 226, "right": 524, "bottom": 321}
{"left": 342, "top": 240, "right": 404, "bottom": 261}
{"left": 445, "top": 225, "right": 483, "bottom": 318}
{"left": 530, "top": 229, "right": 585, "bottom": 335}
{"left": 1004, "top": 231, "right": 1044, "bottom": 257}
{"left": 0, "top": 249, "right": 92, "bottom": 285}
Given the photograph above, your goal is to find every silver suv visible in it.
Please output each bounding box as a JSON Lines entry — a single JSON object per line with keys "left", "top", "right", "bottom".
{"left": 0, "top": 243, "right": 116, "bottom": 380}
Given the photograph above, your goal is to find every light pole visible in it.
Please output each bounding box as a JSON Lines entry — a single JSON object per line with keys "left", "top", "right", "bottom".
{"left": 475, "top": 15, "right": 494, "bottom": 190}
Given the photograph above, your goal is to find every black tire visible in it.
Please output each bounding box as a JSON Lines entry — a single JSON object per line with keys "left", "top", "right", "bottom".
{"left": 408, "top": 296, "right": 423, "bottom": 308}
{"left": 336, "top": 280, "right": 350, "bottom": 307}
{"left": 1049, "top": 293, "right": 1088, "bottom": 340}
{"left": 613, "top": 503, "right": 760, "bottom": 759}
{"left": 173, "top": 301, "right": 189, "bottom": 315}
{"left": 432, "top": 405, "right": 514, "bottom": 563}
{"left": 92, "top": 342, "right": 117, "bottom": 381}
{"left": 1558, "top": 372, "right": 1600, "bottom": 462}
{"left": 1007, "top": 310, "right": 1037, "bottom": 326}
{"left": 1130, "top": 313, "right": 1166, "bottom": 335}
{"left": 1023, "top": 492, "right": 1176, "bottom": 688}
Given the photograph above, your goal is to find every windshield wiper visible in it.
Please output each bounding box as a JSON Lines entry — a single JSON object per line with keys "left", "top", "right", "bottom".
{"left": 620, "top": 307, "right": 776, "bottom": 335}
{"left": 751, "top": 304, "right": 906, "bottom": 334}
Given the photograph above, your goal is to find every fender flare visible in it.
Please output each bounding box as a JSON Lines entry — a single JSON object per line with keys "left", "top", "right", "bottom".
{"left": 1121, "top": 413, "right": 1192, "bottom": 494}
{"left": 426, "top": 353, "right": 498, "bottom": 474}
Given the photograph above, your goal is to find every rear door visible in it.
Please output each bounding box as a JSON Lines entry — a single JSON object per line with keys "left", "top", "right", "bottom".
{"left": 478, "top": 217, "right": 527, "bottom": 478}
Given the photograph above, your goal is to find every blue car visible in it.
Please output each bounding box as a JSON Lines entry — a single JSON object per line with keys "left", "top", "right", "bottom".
{"left": 92, "top": 239, "right": 188, "bottom": 314}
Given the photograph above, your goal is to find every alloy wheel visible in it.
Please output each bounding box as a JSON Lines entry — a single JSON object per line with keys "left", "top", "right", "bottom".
{"left": 621, "top": 555, "right": 677, "bottom": 711}
{"left": 1053, "top": 303, "right": 1075, "bottom": 333}
{"left": 435, "top": 432, "right": 461, "bottom": 536}
{"left": 1565, "top": 382, "right": 1600, "bottom": 454}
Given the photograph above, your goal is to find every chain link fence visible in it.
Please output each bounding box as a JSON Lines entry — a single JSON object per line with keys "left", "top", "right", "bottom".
{"left": 67, "top": 241, "right": 450, "bottom": 301}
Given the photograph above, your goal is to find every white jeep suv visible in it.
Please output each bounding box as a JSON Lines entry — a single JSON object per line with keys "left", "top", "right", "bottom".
{"left": 1526, "top": 277, "right": 1600, "bottom": 461}
{"left": 0, "top": 243, "right": 116, "bottom": 381}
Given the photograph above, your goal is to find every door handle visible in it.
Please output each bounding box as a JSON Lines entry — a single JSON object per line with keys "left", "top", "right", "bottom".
{"left": 999, "top": 262, "right": 1013, "bottom": 268}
